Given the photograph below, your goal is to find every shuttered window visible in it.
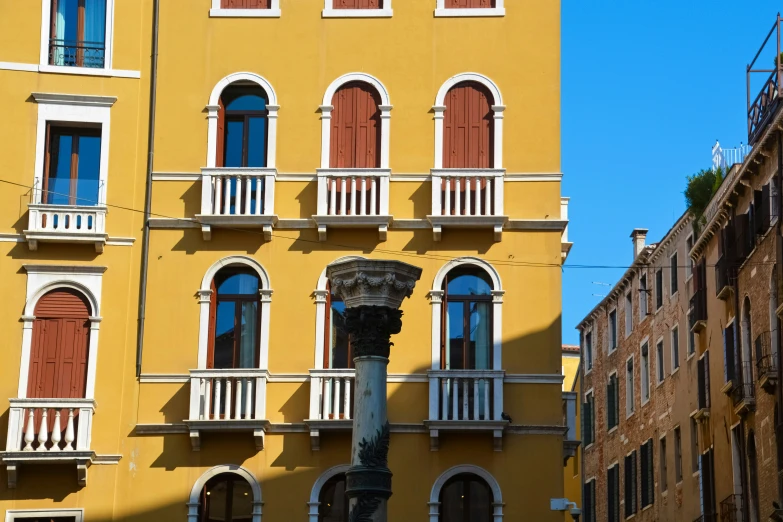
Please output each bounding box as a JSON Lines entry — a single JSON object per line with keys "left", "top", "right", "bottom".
{"left": 655, "top": 269, "right": 663, "bottom": 309}
{"left": 333, "top": 0, "right": 381, "bottom": 8}
{"left": 583, "top": 479, "right": 596, "bottom": 522}
{"left": 624, "top": 451, "right": 637, "bottom": 517}
{"left": 607, "top": 373, "right": 618, "bottom": 430}
{"left": 670, "top": 252, "right": 679, "bottom": 295}
{"left": 443, "top": 82, "right": 494, "bottom": 169}
{"left": 583, "top": 391, "right": 594, "bottom": 446}
{"left": 640, "top": 439, "right": 654, "bottom": 507}
{"left": 723, "top": 323, "right": 736, "bottom": 383}
{"left": 697, "top": 352, "right": 711, "bottom": 410}
{"left": 607, "top": 464, "right": 620, "bottom": 522}
{"left": 446, "top": 0, "right": 495, "bottom": 7}
{"left": 330, "top": 82, "right": 381, "bottom": 169}
{"left": 221, "top": 0, "right": 271, "bottom": 8}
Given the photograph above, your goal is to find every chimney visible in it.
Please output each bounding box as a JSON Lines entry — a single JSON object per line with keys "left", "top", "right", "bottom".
{"left": 631, "top": 228, "right": 648, "bottom": 259}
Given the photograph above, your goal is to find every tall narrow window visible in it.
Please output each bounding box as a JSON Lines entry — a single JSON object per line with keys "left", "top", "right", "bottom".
{"left": 584, "top": 391, "right": 594, "bottom": 446}
{"left": 49, "top": 0, "right": 107, "bottom": 68}
{"left": 608, "top": 309, "right": 617, "bottom": 351}
{"left": 748, "top": 431, "right": 760, "bottom": 522}
{"left": 208, "top": 269, "right": 261, "bottom": 370}
{"left": 691, "top": 417, "right": 699, "bottom": 473}
{"left": 657, "top": 339, "right": 665, "bottom": 383}
{"left": 324, "top": 283, "right": 353, "bottom": 369}
{"left": 687, "top": 311, "right": 695, "bottom": 355}
{"left": 624, "top": 451, "right": 637, "bottom": 517}
{"left": 585, "top": 330, "right": 593, "bottom": 371}
{"left": 625, "top": 291, "right": 633, "bottom": 336}
{"left": 443, "top": 82, "right": 494, "bottom": 169}
{"left": 331, "top": 82, "right": 381, "bottom": 169}
{"left": 608, "top": 464, "right": 620, "bottom": 522}
{"left": 218, "top": 86, "right": 269, "bottom": 169}
{"left": 607, "top": 373, "right": 619, "bottom": 430}
{"left": 639, "top": 274, "right": 648, "bottom": 318}
{"left": 641, "top": 343, "right": 650, "bottom": 403}
{"left": 671, "top": 325, "right": 680, "bottom": 370}
{"left": 640, "top": 439, "right": 654, "bottom": 507}
{"left": 686, "top": 235, "right": 694, "bottom": 275}
{"left": 659, "top": 436, "right": 668, "bottom": 492}
{"left": 655, "top": 269, "right": 663, "bottom": 309}
{"left": 583, "top": 479, "right": 596, "bottom": 522}
{"left": 674, "top": 426, "right": 682, "bottom": 482}
{"left": 319, "top": 473, "right": 348, "bottom": 522}
{"left": 439, "top": 473, "right": 492, "bottom": 522}
{"left": 43, "top": 125, "right": 101, "bottom": 206}
{"left": 198, "top": 473, "right": 253, "bottom": 522}
{"left": 670, "top": 252, "right": 679, "bottom": 295}
{"left": 441, "top": 269, "right": 493, "bottom": 370}
{"left": 626, "top": 357, "right": 635, "bottom": 416}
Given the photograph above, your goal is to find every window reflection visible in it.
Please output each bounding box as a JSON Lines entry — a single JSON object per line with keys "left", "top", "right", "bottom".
{"left": 439, "top": 473, "right": 492, "bottom": 522}
{"left": 199, "top": 473, "right": 253, "bottom": 522}
{"left": 319, "top": 473, "right": 349, "bottom": 522}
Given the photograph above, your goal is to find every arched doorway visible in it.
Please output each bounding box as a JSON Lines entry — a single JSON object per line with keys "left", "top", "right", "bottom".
{"left": 318, "top": 472, "right": 348, "bottom": 522}
{"left": 189, "top": 466, "right": 262, "bottom": 522}
{"left": 439, "top": 473, "right": 493, "bottom": 522}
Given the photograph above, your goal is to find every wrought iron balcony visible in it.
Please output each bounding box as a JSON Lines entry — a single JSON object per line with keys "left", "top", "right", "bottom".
{"left": 756, "top": 330, "right": 779, "bottom": 393}
{"left": 305, "top": 369, "right": 356, "bottom": 451}
{"left": 719, "top": 493, "right": 742, "bottom": 522}
{"left": 425, "top": 369, "right": 507, "bottom": 451}
{"left": 715, "top": 256, "right": 736, "bottom": 301}
{"left": 747, "top": 15, "right": 783, "bottom": 145}
{"left": 690, "top": 288, "right": 708, "bottom": 332}
{"left": 731, "top": 362, "right": 756, "bottom": 416}
{"left": 1, "top": 398, "right": 99, "bottom": 488}
{"left": 48, "top": 39, "right": 105, "bottom": 68}
{"left": 428, "top": 169, "right": 507, "bottom": 242}
{"left": 185, "top": 368, "right": 270, "bottom": 451}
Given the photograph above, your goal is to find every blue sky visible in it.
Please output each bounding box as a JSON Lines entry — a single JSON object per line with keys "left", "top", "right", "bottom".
{"left": 561, "top": 2, "right": 782, "bottom": 344}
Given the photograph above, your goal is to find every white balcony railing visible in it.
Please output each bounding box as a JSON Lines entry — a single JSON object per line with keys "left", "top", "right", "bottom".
{"left": 308, "top": 369, "right": 355, "bottom": 421}
{"left": 197, "top": 168, "right": 278, "bottom": 240}
{"left": 428, "top": 369, "right": 503, "bottom": 421}
{"left": 25, "top": 204, "right": 108, "bottom": 252}
{"left": 428, "top": 169, "right": 506, "bottom": 241}
{"left": 186, "top": 369, "right": 269, "bottom": 451}
{"left": 6, "top": 398, "right": 95, "bottom": 453}
{"left": 313, "top": 169, "right": 392, "bottom": 241}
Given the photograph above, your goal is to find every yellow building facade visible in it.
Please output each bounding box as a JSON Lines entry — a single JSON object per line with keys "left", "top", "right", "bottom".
{"left": 0, "top": 1, "right": 571, "bottom": 520}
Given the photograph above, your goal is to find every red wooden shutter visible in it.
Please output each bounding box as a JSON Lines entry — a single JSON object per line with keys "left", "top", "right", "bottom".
{"left": 222, "top": 0, "right": 271, "bottom": 8}
{"left": 28, "top": 290, "right": 91, "bottom": 400}
{"left": 443, "top": 82, "right": 493, "bottom": 169}
{"left": 216, "top": 96, "right": 226, "bottom": 168}
{"left": 207, "top": 279, "right": 218, "bottom": 369}
{"left": 330, "top": 83, "right": 381, "bottom": 169}
{"left": 333, "top": 0, "right": 380, "bottom": 8}
{"left": 446, "top": 0, "right": 494, "bottom": 7}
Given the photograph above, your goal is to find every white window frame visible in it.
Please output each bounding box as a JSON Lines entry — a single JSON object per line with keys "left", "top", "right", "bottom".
{"left": 6, "top": 509, "right": 84, "bottom": 522}
{"left": 655, "top": 267, "right": 664, "bottom": 312}
{"left": 639, "top": 272, "right": 648, "bottom": 320}
{"left": 320, "top": 72, "right": 392, "bottom": 169}
{"left": 206, "top": 72, "right": 280, "bottom": 169}
{"left": 685, "top": 234, "right": 694, "bottom": 281}
{"left": 433, "top": 72, "right": 505, "bottom": 169}
{"left": 670, "top": 251, "right": 679, "bottom": 298}
{"left": 608, "top": 306, "right": 618, "bottom": 354}
{"left": 624, "top": 290, "right": 633, "bottom": 338}
{"left": 18, "top": 265, "right": 105, "bottom": 400}
{"left": 197, "top": 256, "right": 273, "bottom": 370}
{"left": 656, "top": 336, "right": 665, "bottom": 384}
{"left": 640, "top": 338, "right": 650, "bottom": 405}
{"left": 584, "top": 387, "right": 595, "bottom": 448}
{"left": 322, "top": 0, "right": 393, "bottom": 17}
{"left": 31, "top": 93, "right": 115, "bottom": 208}
{"left": 607, "top": 370, "right": 619, "bottom": 432}
{"left": 429, "top": 465, "right": 504, "bottom": 522}
{"left": 584, "top": 326, "right": 594, "bottom": 374}
{"left": 434, "top": 0, "right": 505, "bottom": 17}
{"left": 39, "top": 0, "right": 117, "bottom": 71}
{"left": 210, "top": 0, "right": 281, "bottom": 17}
{"left": 626, "top": 354, "right": 635, "bottom": 417}
{"left": 188, "top": 465, "right": 263, "bottom": 522}
{"left": 671, "top": 323, "right": 680, "bottom": 372}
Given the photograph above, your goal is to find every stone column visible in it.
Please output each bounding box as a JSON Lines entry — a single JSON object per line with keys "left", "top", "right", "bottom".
{"left": 326, "top": 260, "right": 422, "bottom": 522}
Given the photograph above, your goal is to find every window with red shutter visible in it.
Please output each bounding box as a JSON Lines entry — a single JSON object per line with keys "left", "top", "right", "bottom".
{"left": 333, "top": 0, "right": 381, "bottom": 8}
{"left": 330, "top": 82, "right": 381, "bottom": 169}
{"left": 445, "top": 0, "right": 495, "bottom": 8}
{"left": 221, "top": 0, "right": 270, "bottom": 8}
{"left": 443, "top": 82, "right": 494, "bottom": 169}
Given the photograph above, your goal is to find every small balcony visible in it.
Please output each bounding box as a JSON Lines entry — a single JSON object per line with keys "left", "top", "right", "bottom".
{"left": 197, "top": 168, "right": 278, "bottom": 241}
{"left": 562, "top": 391, "right": 580, "bottom": 465}
{"left": 427, "top": 170, "right": 507, "bottom": 242}
{"left": 719, "top": 493, "right": 742, "bottom": 522}
{"left": 49, "top": 39, "right": 105, "bottom": 69}
{"left": 313, "top": 169, "right": 392, "bottom": 241}
{"left": 306, "top": 369, "right": 355, "bottom": 450}
{"left": 425, "top": 369, "right": 507, "bottom": 451}
{"left": 690, "top": 289, "right": 708, "bottom": 333}
{"left": 185, "top": 369, "right": 269, "bottom": 451}
{"left": 1, "top": 398, "right": 97, "bottom": 488}
{"left": 715, "top": 256, "right": 735, "bottom": 301}
{"left": 732, "top": 362, "right": 756, "bottom": 417}
{"left": 755, "top": 331, "right": 778, "bottom": 393}
{"left": 24, "top": 204, "right": 108, "bottom": 252}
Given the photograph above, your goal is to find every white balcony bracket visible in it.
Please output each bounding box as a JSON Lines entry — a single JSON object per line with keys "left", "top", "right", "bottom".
{"left": 189, "top": 430, "right": 201, "bottom": 452}
{"left": 254, "top": 430, "right": 265, "bottom": 451}
{"left": 310, "top": 429, "right": 321, "bottom": 452}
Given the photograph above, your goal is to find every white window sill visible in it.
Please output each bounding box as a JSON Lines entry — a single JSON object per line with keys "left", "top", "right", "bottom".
{"left": 322, "top": 8, "right": 393, "bottom": 17}
{"left": 434, "top": 7, "right": 505, "bottom": 17}
{"left": 672, "top": 366, "right": 680, "bottom": 376}
{"left": 209, "top": 8, "right": 281, "bottom": 17}
{"left": 686, "top": 352, "right": 696, "bottom": 362}
{"left": 608, "top": 426, "right": 618, "bottom": 435}
{"left": 0, "top": 61, "right": 140, "bottom": 79}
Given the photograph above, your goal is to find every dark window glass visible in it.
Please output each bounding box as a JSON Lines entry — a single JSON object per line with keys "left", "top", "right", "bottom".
{"left": 443, "top": 269, "right": 493, "bottom": 370}
{"left": 199, "top": 473, "right": 253, "bottom": 522}
{"left": 212, "top": 269, "right": 260, "bottom": 369}
{"left": 45, "top": 126, "right": 101, "bottom": 206}
{"left": 49, "top": 0, "right": 107, "bottom": 68}
{"left": 326, "top": 285, "right": 352, "bottom": 369}
{"left": 221, "top": 87, "right": 269, "bottom": 168}
{"left": 439, "top": 473, "right": 492, "bottom": 522}
{"left": 319, "top": 473, "right": 349, "bottom": 522}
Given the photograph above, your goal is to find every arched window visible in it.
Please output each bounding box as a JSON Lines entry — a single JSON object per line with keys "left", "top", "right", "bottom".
{"left": 324, "top": 282, "right": 353, "bottom": 369}
{"left": 439, "top": 473, "right": 493, "bottom": 522}
{"left": 330, "top": 82, "right": 381, "bottom": 169}
{"left": 318, "top": 473, "right": 348, "bottom": 522}
{"left": 748, "top": 431, "right": 760, "bottom": 522}
{"left": 217, "top": 85, "right": 269, "bottom": 168}
{"left": 442, "top": 268, "right": 493, "bottom": 370}
{"left": 443, "top": 82, "right": 494, "bottom": 169}
{"left": 198, "top": 473, "right": 254, "bottom": 522}
{"left": 209, "top": 268, "right": 261, "bottom": 369}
